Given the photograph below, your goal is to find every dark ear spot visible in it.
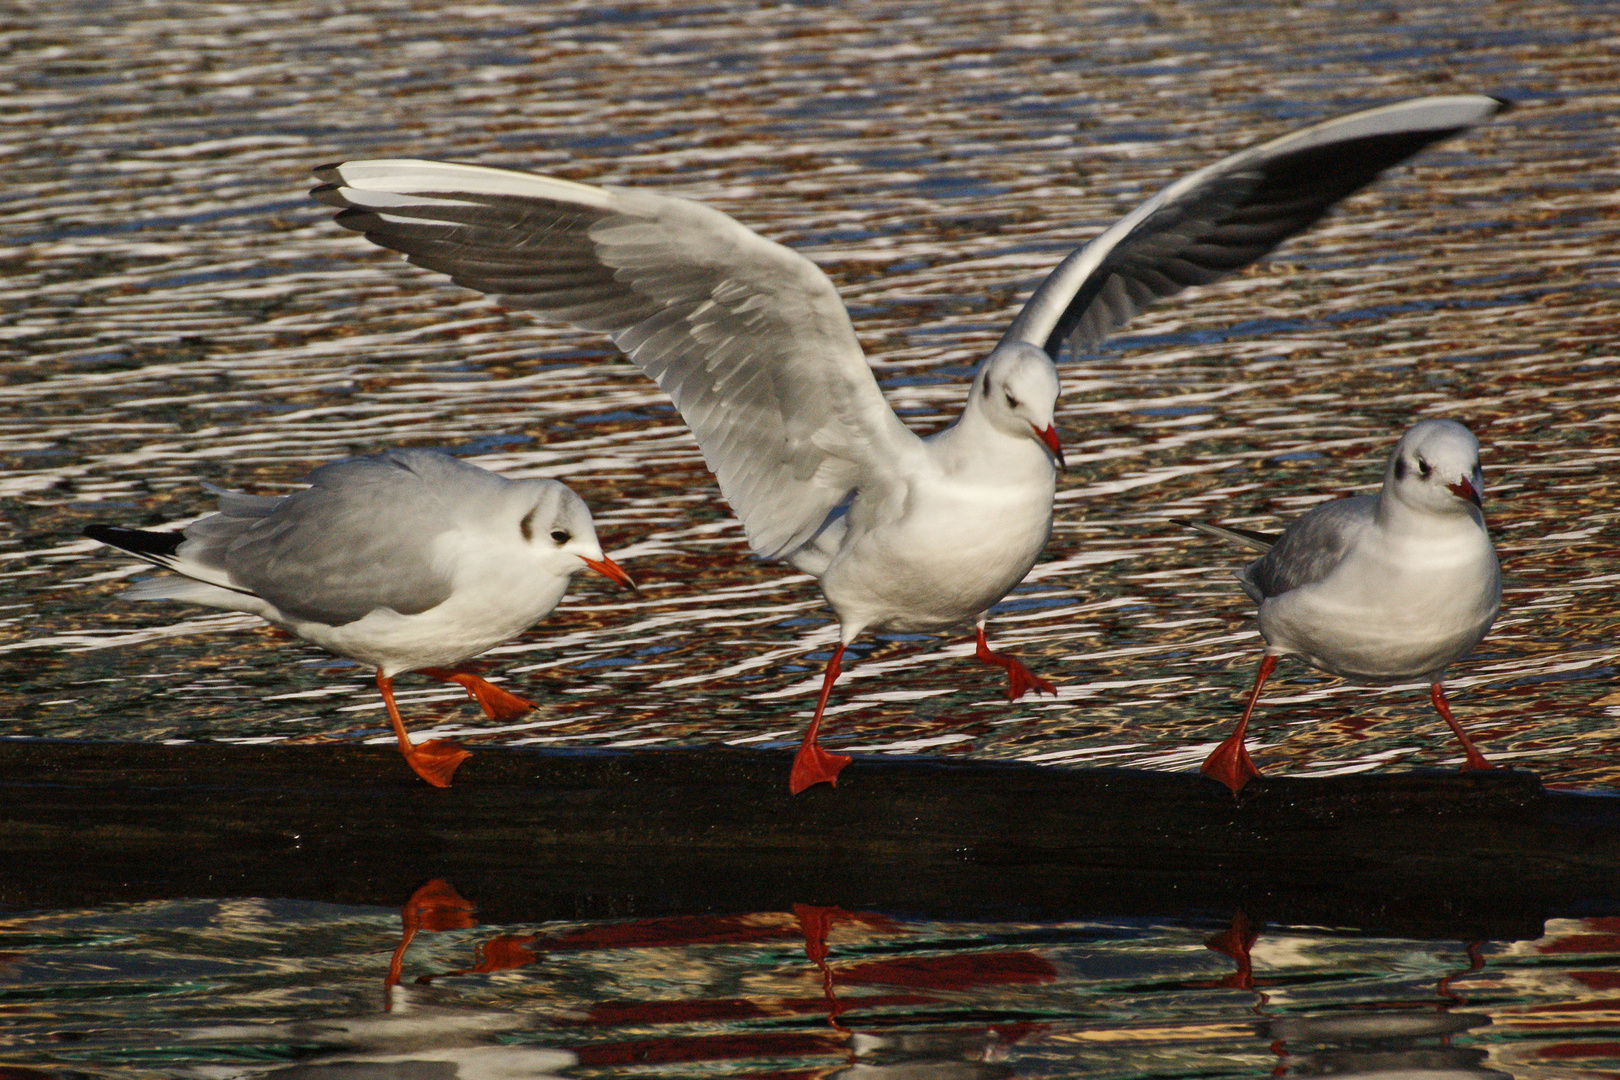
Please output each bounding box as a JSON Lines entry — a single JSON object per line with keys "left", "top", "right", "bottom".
{"left": 1393, "top": 457, "right": 1407, "bottom": 481}
{"left": 979, "top": 371, "right": 990, "bottom": 395}
{"left": 520, "top": 507, "right": 535, "bottom": 542}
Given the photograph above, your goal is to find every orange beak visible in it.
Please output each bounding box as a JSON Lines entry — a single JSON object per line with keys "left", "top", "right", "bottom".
{"left": 582, "top": 554, "right": 637, "bottom": 592}
{"left": 1032, "top": 422, "right": 1065, "bottom": 468}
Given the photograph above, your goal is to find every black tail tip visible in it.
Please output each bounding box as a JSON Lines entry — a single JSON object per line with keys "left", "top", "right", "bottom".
{"left": 84, "top": 524, "right": 183, "bottom": 558}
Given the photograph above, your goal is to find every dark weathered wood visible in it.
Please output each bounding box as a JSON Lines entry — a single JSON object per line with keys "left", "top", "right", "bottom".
{"left": 0, "top": 739, "right": 1614, "bottom": 941}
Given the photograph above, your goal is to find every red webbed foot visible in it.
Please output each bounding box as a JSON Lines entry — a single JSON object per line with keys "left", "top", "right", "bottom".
{"left": 1200, "top": 655, "right": 1275, "bottom": 796}
{"left": 790, "top": 739, "right": 853, "bottom": 794}
{"left": 1200, "top": 733, "right": 1261, "bottom": 796}
{"left": 974, "top": 625, "right": 1055, "bottom": 701}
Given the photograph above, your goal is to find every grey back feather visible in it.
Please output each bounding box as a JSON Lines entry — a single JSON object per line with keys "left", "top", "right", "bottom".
{"left": 1237, "top": 495, "right": 1375, "bottom": 602}
{"left": 186, "top": 449, "right": 518, "bottom": 626}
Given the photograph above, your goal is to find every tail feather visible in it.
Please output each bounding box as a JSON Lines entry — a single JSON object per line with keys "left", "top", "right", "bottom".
{"left": 84, "top": 522, "right": 258, "bottom": 601}
{"left": 1172, "top": 518, "right": 1280, "bottom": 552}
{"left": 83, "top": 524, "right": 185, "bottom": 567}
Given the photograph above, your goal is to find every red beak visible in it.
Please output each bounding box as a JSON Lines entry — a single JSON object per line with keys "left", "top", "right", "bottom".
{"left": 1447, "top": 478, "right": 1482, "bottom": 507}
{"left": 1032, "top": 422, "right": 1065, "bottom": 468}
{"left": 582, "top": 554, "right": 638, "bottom": 592}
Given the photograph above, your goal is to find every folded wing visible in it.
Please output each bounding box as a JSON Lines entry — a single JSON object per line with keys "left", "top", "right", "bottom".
{"left": 1237, "top": 495, "right": 1376, "bottom": 603}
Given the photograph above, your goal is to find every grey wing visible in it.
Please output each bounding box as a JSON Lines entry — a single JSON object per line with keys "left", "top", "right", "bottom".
{"left": 311, "top": 161, "right": 923, "bottom": 561}
{"left": 194, "top": 453, "right": 460, "bottom": 625}
{"left": 1000, "top": 95, "right": 1509, "bottom": 357}
{"left": 1239, "top": 495, "right": 1376, "bottom": 602}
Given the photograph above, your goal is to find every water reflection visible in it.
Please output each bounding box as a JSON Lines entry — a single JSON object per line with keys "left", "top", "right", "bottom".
{"left": 1200, "top": 914, "right": 1505, "bottom": 1078}
{"left": 199, "top": 989, "right": 576, "bottom": 1080}
{"left": 299, "top": 878, "right": 1620, "bottom": 1080}
{"left": 7, "top": 884, "right": 1620, "bottom": 1076}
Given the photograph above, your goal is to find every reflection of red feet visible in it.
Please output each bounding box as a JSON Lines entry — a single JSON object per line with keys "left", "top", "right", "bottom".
{"left": 1205, "top": 911, "right": 1259, "bottom": 991}
{"left": 402, "top": 738, "right": 472, "bottom": 788}
{"left": 387, "top": 880, "right": 477, "bottom": 998}
{"left": 793, "top": 904, "right": 852, "bottom": 1029}
{"left": 790, "top": 740, "right": 852, "bottom": 794}
{"left": 974, "top": 626, "right": 1055, "bottom": 700}
{"left": 420, "top": 667, "right": 536, "bottom": 721}
{"left": 1201, "top": 733, "right": 1260, "bottom": 795}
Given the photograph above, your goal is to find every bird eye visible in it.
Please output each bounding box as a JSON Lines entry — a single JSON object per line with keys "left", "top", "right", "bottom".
{"left": 1417, "top": 458, "right": 1433, "bottom": 480}
{"left": 1004, "top": 390, "right": 1019, "bottom": 410}
{"left": 550, "top": 529, "right": 571, "bottom": 545}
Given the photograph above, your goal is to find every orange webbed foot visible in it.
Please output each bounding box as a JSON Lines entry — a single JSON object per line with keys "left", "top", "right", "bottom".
{"left": 418, "top": 667, "right": 536, "bottom": 721}
{"left": 461, "top": 679, "right": 535, "bottom": 722}
{"left": 401, "top": 738, "right": 472, "bottom": 788}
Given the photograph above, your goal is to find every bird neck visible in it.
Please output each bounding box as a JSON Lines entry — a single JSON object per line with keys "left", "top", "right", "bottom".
{"left": 1374, "top": 491, "right": 1486, "bottom": 539}
{"left": 930, "top": 399, "right": 1051, "bottom": 481}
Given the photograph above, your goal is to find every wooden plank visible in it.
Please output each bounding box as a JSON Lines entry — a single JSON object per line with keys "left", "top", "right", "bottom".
{"left": 1, "top": 739, "right": 1614, "bottom": 941}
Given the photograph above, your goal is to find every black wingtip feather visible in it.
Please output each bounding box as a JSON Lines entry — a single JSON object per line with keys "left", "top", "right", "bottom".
{"left": 84, "top": 524, "right": 184, "bottom": 559}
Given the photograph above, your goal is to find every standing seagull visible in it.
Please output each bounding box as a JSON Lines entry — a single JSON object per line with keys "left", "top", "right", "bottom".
{"left": 311, "top": 95, "right": 1507, "bottom": 792}
{"left": 1182, "top": 419, "right": 1501, "bottom": 794}
{"left": 84, "top": 448, "right": 635, "bottom": 788}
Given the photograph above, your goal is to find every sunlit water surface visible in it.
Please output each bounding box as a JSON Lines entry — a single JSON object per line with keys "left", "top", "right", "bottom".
{"left": 3, "top": 0, "right": 1618, "bottom": 781}
{"left": 3, "top": 0, "right": 1619, "bottom": 1072}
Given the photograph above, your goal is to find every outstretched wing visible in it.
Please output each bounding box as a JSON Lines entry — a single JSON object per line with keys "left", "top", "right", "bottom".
{"left": 1000, "top": 95, "right": 1510, "bottom": 357}
{"left": 312, "top": 161, "right": 921, "bottom": 561}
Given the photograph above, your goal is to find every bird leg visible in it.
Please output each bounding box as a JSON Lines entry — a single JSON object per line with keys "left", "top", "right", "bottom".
{"left": 1430, "top": 681, "right": 1493, "bottom": 771}
{"left": 376, "top": 671, "right": 471, "bottom": 788}
{"left": 417, "top": 666, "right": 535, "bottom": 721}
{"left": 789, "top": 643, "right": 853, "bottom": 794}
{"left": 974, "top": 625, "right": 1055, "bottom": 700}
{"left": 1202, "top": 655, "right": 1275, "bottom": 795}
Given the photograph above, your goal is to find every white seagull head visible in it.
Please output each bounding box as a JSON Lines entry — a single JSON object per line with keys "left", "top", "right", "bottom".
{"left": 512, "top": 481, "right": 636, "bottom": 589}
{"left": 1383, "top": 418, "right": 1486, "bottom": 517}
{"left": 970, "top": 341, "right": 1064, "bottom": 466}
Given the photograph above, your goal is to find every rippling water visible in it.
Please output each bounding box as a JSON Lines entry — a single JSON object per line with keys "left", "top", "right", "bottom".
{"left": 12, "top": 0, "right": 1620, "bottom": 780}
{"left": 4, "top": 0, "right": 1619, "bottom": 784}
{"left": 6, "top": 888, "right": 1620, "bottom": 1079}
{"left": 3, "top": 0, "right": 1619, "bottom": 1070}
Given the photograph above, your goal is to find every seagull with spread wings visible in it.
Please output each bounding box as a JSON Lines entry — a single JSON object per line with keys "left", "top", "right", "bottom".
{"left": 312, "top": 95, "right": 1507, "bottom": 792}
